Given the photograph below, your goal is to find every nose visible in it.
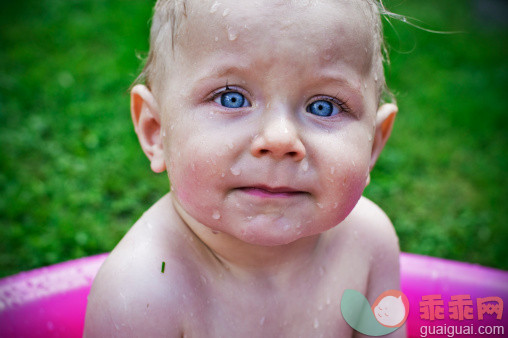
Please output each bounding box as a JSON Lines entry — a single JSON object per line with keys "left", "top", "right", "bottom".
{"left": 250, "top": 109, "right": 306, "bottom": 161}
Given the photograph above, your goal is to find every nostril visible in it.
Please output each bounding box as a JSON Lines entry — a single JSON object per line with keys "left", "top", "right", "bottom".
{"left": 259, "top": 149, "right": 269, "bottom": 154}
{"left": 288, "top": 151, "right": 297, "bottom": 157}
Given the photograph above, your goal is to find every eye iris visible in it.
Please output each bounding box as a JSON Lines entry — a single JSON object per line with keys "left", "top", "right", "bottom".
{"left": 221, "top": 92, "right": 245, "bottom": 108}
{"left": 308, "top": 100, "right": 333, "bottom": 116}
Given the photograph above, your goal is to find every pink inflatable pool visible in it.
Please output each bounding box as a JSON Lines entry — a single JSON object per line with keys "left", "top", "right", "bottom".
{"left": 1, "top": 253, "right": 507, "bottom": 337}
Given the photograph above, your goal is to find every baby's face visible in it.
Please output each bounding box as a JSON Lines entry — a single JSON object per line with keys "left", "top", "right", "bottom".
{"left": 158, "top": 0, "right": 381, "bottom": 246}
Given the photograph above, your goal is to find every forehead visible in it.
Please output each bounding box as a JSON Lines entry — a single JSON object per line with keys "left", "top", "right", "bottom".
{"left": 177, "top": 1, "right": 372, "bottom": 58}
{"left": 183, "top": 1, "right": 373, "bottom": 61}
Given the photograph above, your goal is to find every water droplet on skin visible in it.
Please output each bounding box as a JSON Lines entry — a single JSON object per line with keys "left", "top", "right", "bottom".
{"left": 221, "top": 172, "right": 226, "bottom": 178}
{"left": 245, "top": 216, "right": 253, "bottom": 221}
{"left": 228, "top": 28, "right": 238, "bottom": 41}
{"left": 170, "top": 124, "right": 175, "bottom": 130}
{"left": 317, "top": 203, "right": 324, "bottom": 209}
{"left": 200, "top": 275, "right": 207, "bottom": 284}
{"left": 313, "top": 318, "right": 319, "bottom": 329}
{"left": 210, "top": 1, "right": 220, "bottom": 13}
{"left": 212, "top": 210, "right": 221, "bottom": 219}
{"left": 364, "top": 83, "right": 367, "bottom": 89}
{"left": 374, "top": 74, "right": 378, "bottom": 82}
{"left": 352, "top": 160, "right": 356, "bottom": 167}
{"left": 223, "top": 8, "right": 230, "bottom": 16}
{"left": 259, "top": 316, "right": 265, "bottom": 326}
{"left": 333, "top": 202, "right": 338, "bottom": 209}
{"left": 283, "top": 223, "right": 290, "bottom": 231}
{"left": 301, "top": 158, "right": 309, "bottom": 171}
{"left": 162, "top": 130, "right": 166, "bottom": 137}
{"left": 368, "top": 134, "right": 373, "bottom": 142}
{"left": 214, "top": 36, "right": 219, "bottom": 41}
{"left": 230, "top": 166, "right": 241, "bottom": 175}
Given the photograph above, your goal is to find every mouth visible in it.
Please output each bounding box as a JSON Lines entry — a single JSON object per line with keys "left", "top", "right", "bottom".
{"left": 238, "top": 185, "right": 307, "bottom": 198}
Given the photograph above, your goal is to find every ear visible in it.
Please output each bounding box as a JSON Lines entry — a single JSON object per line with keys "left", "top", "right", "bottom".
{"left": 130, "top": 84, "right": 166, "bottom": 173}
{"left": 367, "top": 103, "right": 398, "bottom": 184}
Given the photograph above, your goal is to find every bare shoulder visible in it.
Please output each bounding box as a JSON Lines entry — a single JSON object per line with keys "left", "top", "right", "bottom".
{"left": 348, "top": 196, "right": 401, "bottom": 297}
{"left": 349, "top": 196, "right": 399, "bottom": 250}
{"left": 84, "top": 194, "right": 200, "bottom": 337}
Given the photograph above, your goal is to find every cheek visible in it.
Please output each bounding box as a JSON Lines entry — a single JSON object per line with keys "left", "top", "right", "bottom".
{"left": 164, "top": 126, "right": 233, "bottom": 207}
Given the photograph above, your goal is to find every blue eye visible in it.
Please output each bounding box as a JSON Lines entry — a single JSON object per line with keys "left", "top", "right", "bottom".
{"left": 306, "top": 100, "right": 338, "bottom": 117}
{"left": 215, "top": 91, "right": 249, "bottom": 108}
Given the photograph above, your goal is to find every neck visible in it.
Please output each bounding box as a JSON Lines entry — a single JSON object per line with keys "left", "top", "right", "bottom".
{"left": 171, "top": 193, "right": 322, "bottom": 279}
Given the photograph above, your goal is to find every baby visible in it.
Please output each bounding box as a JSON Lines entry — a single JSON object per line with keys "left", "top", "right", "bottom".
{"left": 85, "top": 0, "right": 402, "bottom": 336}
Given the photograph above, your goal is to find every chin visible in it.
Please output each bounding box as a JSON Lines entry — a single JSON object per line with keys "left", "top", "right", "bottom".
{"left": 229, "top": 223, "right": 310, "bottom": 247}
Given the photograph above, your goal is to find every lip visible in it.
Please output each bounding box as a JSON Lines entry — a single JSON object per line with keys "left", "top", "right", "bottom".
{"left": 238, "top": 185, "right": 307, "bottom": 198}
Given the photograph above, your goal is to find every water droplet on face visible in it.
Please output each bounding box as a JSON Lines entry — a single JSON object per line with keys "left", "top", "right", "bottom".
{"left": 283, "top": 223, "right": 290, "bottom": 231}
{"left": 221, "top": 172, "right": 226, "bottom": 178}
{"left": 313, "top": 318, "right": 319, "bottom": 329}
{"left": 259, "top": 316, "right": 265, "bottom": 326}
{"left": 368, "top": 134, "right": 373, "bottom": 142}
{"left": 162, "top": 130, "right": 166, "bottom": 137}
{"left": 333, "top": 202, "right": 338, "bottom": 209}
{"left": 230, "top": 166, "right": 241, "bottom": 175}
{"left": 223, "top": 8, "right": 230, "bottom": 16}
{"left": 210, "top": 1, "right": 220, "bottom": 13}
{"left": 227, "top": 28, "right": 238, "bottom": 41}
{"left": 301, "top": 158, "right": 309, "bottom": 171}
{"left": 214, "top": 36, "right": 219, "bottom": 41}
{"left": 364, "top": 83, "right": 367, "bottom": 89}
{"left": 374, "top": 74, "right": 378, "bottom": 82}
{"left": 317, "top": 203, "right": 324, "bottom": 209}
{"left": 212, "top": 210, "right": 221, "bottom": 220}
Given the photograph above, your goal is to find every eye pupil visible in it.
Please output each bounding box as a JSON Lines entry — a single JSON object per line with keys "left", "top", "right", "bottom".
{"left": 220, "top": 92, "right": 245, "bottom": 108}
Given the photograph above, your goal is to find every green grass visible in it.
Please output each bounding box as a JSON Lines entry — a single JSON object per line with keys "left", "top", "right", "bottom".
{"left": 1, "top": 0, "right": 507, "bottom": 277}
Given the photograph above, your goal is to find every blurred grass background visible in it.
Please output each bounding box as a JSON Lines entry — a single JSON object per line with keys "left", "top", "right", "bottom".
{"left": 0, "top": 0, "right": 507, "bottom": 277}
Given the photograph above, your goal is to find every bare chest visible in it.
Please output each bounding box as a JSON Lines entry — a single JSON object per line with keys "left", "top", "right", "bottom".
{"left": 181, "top": 263, "right": 369, "bottom": 338}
